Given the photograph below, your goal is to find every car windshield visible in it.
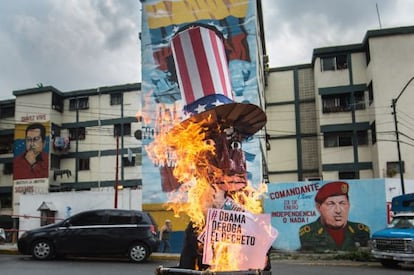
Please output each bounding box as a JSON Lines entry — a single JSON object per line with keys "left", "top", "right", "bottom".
{"left": 389, "top": 216, "right": 414, "bottom": 228}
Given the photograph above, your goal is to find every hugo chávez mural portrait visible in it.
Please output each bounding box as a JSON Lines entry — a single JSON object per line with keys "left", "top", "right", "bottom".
{"left": 264, "top": 179, "right": 387, "bottom": 251}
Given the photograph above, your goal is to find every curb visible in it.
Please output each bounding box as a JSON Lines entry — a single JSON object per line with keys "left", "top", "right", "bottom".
{"left": 0, "top": 245, "right": 19, "bottom": 255}
{"left": 150, "top": 252, "right": 180, "bottom": 261}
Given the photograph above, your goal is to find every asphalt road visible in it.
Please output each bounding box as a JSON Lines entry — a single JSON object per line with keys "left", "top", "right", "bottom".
{"left": 1, "top": 254, "right": 414, "bottom": 275}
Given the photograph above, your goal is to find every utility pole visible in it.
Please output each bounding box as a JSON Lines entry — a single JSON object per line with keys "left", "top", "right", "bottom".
{"left": 114, "top": 134, "right": 119, "bottom": 208}
{"left": 391, "top": 76, "right": 414, "bottom": 195}
{"left": 392, "top": 99, "right": 404, "bottom": 194}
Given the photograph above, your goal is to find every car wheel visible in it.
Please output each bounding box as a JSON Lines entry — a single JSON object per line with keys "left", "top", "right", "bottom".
{"left": 32, "top": 240, "right": 54, "bottom": 260}
{"left": 128, "top": 243, "right": 149, "bottom": 263}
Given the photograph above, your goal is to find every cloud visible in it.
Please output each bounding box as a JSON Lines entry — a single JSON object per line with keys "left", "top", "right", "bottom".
{"left": 261, "top": 0, "right": 411, "bottom": 67}
{"left": 0, "top": 0, "right": 140, "bottom": 100}
{"left": 0, "top": 0, "right": 414, "bottom": 100}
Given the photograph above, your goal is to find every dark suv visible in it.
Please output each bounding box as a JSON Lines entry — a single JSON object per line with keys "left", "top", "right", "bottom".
{"left": 17, "top": 209, "right": 159, "bottom": 263}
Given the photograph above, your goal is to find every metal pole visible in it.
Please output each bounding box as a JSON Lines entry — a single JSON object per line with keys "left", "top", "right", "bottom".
{"left": 114, "top": 134, "right": 119, "bottom": 208}
{"left": 392, "top": 99, "right": 404, "bottom": 194}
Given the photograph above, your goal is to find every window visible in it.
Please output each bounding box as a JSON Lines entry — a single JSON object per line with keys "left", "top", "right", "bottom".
{"left": 321, "top": 54, "right": 348, "bottom": 71}
{"left": 354, "top": 91, "right": 365, "bottom": 110}
{"left": 370, "top": 122, "right": 377, "bottom": 145}
{"left": 3, "top": 163, "right": 13, "bottom": 175}
{"left": 322, "top": 91, "right": 365, "bottom": 113}
{"left": 69, "top": 97, "right": 89, "bottom": 111}
{"left": 70, "top": 211, "right": 106, "bottom": 226}
{"left": 387, "top": 161, "right": 405, "bottom": 177}
{"left": 324, "top": 132, "right": 351, "bottom": 147}
{"left": 50, "top": 154, "right": 61, "bottom": 170}
{"left": 79, "top": 158, "right": 90, "bottom": 171}
{"left": 114, "top": 123, "right": 131, "bottom": 137}
{"left": 110, "top": 93, "right": 122, "bottom": 105}
{"left": 51, "top": 124, "right": 61, "bottom": 138}
{"left": 368, "top": 82, "right": 374, "bottom": 105}
{"left": 323, "top": 130, "right": 368, "bottom": 147}
{"left": 322, "top": 94, "right": 350, "bottom": 113}
{"left": 365, "top": 44, "right": 371, "bottom": 65}
{"left": 69, "top": 127, "right": 86, "bottom": 140}
{"left": 107, "top": 213, "right": 134, "bottom": 225}
{"left": 321, "top": 57, "right": 335, "bottom": 71}
{"left": 134, "top": 130, "right": 142, "bottom": 140}
{"left": 0, "top": 104, "right": 15, "bottom": 118}
{"left": 0, "top": 134, "right": 14, "bottom": 154}
{"left": 0, "top": 193, "right": 12, "bottom": 208}
{"left": 356, "top": 130, "right": 368, "bottom": 145}
{"left": 336, "top": 55, "right": 348, "bottom": 69}
{"left": 52, "top": 93, "right": 64, "bottom": 113}
{"left": 339, "top": 171, "right": 356, "bottom": 179}
{"left": 40, "top": 210, "right": 56, "bottom": 226}
{"left": 122, "top": 156, "right": 135, "bottom": 167}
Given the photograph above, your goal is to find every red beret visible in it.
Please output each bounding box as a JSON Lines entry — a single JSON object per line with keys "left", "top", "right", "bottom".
{"left": 315, "top": 181, "right": 349, "bottom": 203}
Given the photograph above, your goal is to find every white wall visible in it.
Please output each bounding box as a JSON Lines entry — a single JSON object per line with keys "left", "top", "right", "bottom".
{"left": 18, "top": 188, "right": 142, "bottom": 235}
{"left": 384, "top": 178, "right": 414, "bottom": 202}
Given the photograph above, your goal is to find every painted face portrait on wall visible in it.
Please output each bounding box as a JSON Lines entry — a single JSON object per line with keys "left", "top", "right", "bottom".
{"left": 316, "top": 195, "right": 350, "bottom": 229}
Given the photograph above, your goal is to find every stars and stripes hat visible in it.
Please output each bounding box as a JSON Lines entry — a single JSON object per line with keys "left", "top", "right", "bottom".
{"left": 171, "top": 25, "right": 266, "bottom": 137}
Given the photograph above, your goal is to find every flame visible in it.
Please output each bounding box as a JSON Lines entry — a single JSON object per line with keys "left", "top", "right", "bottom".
{"left": 139, "top": 89, "right": 155, "bottom": 125}
{"left": 146, "top": 113, "right": 268, "bottom": 271}
{"left": 146, "top": 114, "right": 216, "bottom": 227}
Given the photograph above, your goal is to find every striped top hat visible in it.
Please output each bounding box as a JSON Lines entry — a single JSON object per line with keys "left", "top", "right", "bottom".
{"left": 171, "top": 25, "right": 266, "bottom": 137}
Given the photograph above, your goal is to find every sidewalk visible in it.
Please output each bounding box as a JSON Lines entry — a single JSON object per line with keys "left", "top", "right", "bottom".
{"left": 0, "top": 243, "right": 19, "bottom": 255}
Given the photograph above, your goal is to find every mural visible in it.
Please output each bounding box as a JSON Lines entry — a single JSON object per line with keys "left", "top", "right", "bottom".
{"left": 263, "top": 179, "right": 387, "bottom": 251}
{"left": 141, "top": 0, "right": 264, "bottom": 204}
{"left": 13, "top": 122, "right": 50, "bottom": 182}
{"left": 13, "top": 122, "right": 51, "bottom": 215}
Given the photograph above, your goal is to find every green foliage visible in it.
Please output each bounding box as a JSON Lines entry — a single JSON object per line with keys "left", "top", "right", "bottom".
{"left": 332, "top": 249, "right": 374, "bottom": 262}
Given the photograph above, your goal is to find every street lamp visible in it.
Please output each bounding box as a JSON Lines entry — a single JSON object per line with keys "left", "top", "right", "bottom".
{"left": 391, "top": 76, "right": 414, "bottom": 195}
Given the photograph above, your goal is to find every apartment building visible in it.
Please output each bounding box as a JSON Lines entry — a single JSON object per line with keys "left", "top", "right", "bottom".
{"left": 0, "top": 83, "right": 142, "bottom": 217}
{"left": 266, "top": 25, "right": 414, "bottom": 184}
{"left": 2, "top": 19, "right": 413, "bottom": 236}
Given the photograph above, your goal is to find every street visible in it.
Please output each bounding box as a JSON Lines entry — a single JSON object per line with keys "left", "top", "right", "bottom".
{"left": 1, "top": 254, "right": 414, "bottom": 275}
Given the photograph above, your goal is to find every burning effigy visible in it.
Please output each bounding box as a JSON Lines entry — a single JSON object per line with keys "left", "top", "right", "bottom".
{"left": 147, "top": 25, "right": 278, "bottom": 273}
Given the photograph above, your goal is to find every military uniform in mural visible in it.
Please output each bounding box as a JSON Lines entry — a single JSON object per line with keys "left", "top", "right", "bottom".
{"left": 299, "top": 218, "right": 370, "bottom": 251}
{"left": 298, "top": 181, "right": 370, "bottom": 251}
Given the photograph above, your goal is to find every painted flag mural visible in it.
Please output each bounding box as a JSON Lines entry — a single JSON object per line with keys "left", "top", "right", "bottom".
{"left": 141, "top": 0, "right": 265, "bottom": 203}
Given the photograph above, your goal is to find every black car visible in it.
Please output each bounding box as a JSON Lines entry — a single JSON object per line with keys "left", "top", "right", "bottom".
{"left": 17, "top": 209, "right": 160, "bottom": 263}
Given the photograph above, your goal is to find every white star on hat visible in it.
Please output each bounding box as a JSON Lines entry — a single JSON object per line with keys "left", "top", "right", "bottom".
{"left": 195, "top": 104, "right": 207, "bottom": 114}
{"left": 211, "top": 99, "right": 224, "bottom": 107}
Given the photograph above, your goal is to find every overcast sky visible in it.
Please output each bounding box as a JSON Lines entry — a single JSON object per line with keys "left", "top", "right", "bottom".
{"left": 1, "top": 0, "right": 414, "bottom": 101}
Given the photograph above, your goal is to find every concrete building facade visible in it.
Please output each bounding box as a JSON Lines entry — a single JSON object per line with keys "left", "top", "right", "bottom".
{"left": 0, "top": 83, "right": 143, "bottom": 219}
{"left": 1, "top": 24, "right": 414, "bottom": 237}
{"left": 266, "top": 25, "right": 414, "bottom": 188}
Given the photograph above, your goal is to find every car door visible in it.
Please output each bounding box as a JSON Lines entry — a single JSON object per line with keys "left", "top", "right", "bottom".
{"left": 98, "top": 210, "right": 137, "bottom": 254}
{"left": 55, "top": 210, "right": 107, "bottom": 255}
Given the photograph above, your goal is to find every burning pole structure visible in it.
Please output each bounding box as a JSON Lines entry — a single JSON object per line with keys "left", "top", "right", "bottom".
{"left": 146, "top": 25, "right": 277, "bottom": 273}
